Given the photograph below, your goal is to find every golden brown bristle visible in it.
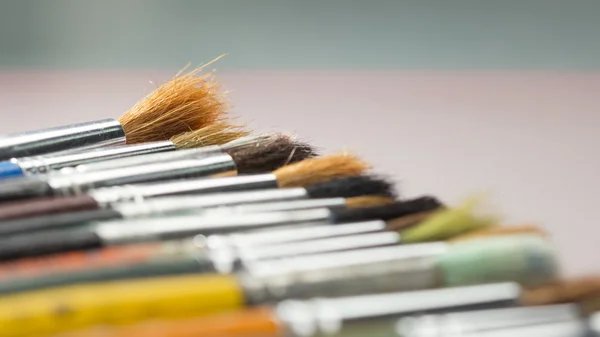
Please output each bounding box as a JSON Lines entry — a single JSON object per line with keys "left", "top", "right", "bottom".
{"left": 274, "top": 153, "right": 370, "bottom": 188}
{"left": 449, "top": 225, "right": 547, "bottom": 243}
{"left": 170, "top": 122, "right": 249, "bottom": 148}
{"left": 521, "top": 276, "right": 600, "bottom": 306}
{"left": 344, "top": 196, "right": 396, "bottom": 208}
{"left": 119, "top": 60, "right": 228, "bottom": 144}
{"left": 385, "top": 211, "right": 435, "bottom": 231}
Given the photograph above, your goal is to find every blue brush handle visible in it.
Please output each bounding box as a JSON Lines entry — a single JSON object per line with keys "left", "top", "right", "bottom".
{"left": 0, "top": 161, "right": 24, "bottom": 179}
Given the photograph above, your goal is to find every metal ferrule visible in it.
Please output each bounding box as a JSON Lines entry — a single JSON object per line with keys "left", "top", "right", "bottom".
{"left": 68, "top": 146, "right": 222, "bottom": 173}
{"left": 239, "top": 243, "right": 450, "bottom": 304}
{"left": 207, "top": 220, "right": 387, "bottom": 249}
{"left": 0, "top": 119, "right": 126, "bottom": 160}
{"left": 95, "top": 209, "right": 333, "bottom": 245}
{"left": 47, "top": 153, "right": 237, "bottom": 196}
{"left": 113, "top": 188, "right": 309, "bottom": 218}
{"left": 194, "top": 220, "right": 386, "bottom": 274}
{"left": 203, "top": 198, "right": 348, "bottom": 215}
{"left": 89, "top": 173, "right": 280, "bottom": 206}
{"left": 237, "top": 232, "right": 400, "bottom": 263}
{"left": 397, "top": 304, "right": 581, "bottom": 337}
{"left": 15, "top": 141, "right": 176, "bottom": 176}
{"left": 275, "top": 283, "right": 523, "bottom": 337}
{"left": 402, "top": 321, "right": 591, "bottom": 337}
{"left": 206, "top": 229, "right": 398, "bottom": 274}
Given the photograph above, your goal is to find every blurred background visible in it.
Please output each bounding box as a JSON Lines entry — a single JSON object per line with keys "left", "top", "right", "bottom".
{"left": 0, "top": 0, "right": 599, "bottom": 276}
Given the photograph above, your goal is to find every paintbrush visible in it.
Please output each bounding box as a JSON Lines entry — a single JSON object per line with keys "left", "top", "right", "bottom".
{"left": 0, "top": 220, "right": 391, "bottom": 294}
{"left": 0, "top": 122, "right": 248, "bottom": 179}
{"left": 398, "top": 304, "right": 584, "bottom": 337}
{"left": 0, "top": 227, "right": 399, "bottom": 294}
{"left": 0, "top": 134, "right": 318, "bottom": 204}
{"left": 0, "top": 200, "right": 500, "bottom": 294}
{"left": 0, "top": 234, "right": 557, "bottom": 337}
{"left": 0, "top": 196, "right": 440, "bottom": 260}
{"left": 0, "top": 62, "right": 227, "bottom": 161}
{"left": 50, "top": 283, "right": 527, "bottom": 337}
{"left": 58, "top": 133, "right": 308, "bottom": 174}
{"left": 0, "top": 175, "right": 395, "bottom": 235}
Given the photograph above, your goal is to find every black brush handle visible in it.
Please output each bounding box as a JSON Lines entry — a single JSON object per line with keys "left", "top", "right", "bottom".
{"left": 0, "top": 209, "right": 122, "bottom": 237}
{"left": 0, "top": 230, "right": 102, "bottom": 261}
{"left": 0, "top": 177, "right": 53, "bottom": 203}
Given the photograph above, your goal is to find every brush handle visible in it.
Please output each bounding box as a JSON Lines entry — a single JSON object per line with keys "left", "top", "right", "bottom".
{"left": 0, "top": 161, "right": 24, "bottom": 179}
{"left": 0, "top": 209, "right": 122, "bottom": 237}
{"left": 0, "top": 230, "right": 102, "bottom": 261}
{"left": 0, "top": 119, "right": 126, "bottom": 160}
{"left": 0, "top": 194, "right": 100, "bottom": 221}
{"left": 0, "top": 177, "right": 53, "bottom": 203}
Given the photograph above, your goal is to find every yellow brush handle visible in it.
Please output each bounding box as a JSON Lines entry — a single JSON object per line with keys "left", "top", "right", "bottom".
{"left": 0, "top": 274, "right": 244, "bottom": 337}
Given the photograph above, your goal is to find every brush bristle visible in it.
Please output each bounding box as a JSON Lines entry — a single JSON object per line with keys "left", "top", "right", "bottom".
{"left": 399, "top": 198, "right": 496, "bottom": 243}
{"left": 305, "top": 175, "right": 397, "bottom": 199}
{"left": 344, "top": 196, "right": 396, "bottom": 208}
{"left": 274, "top": 153, "right": 369, "bottom": 188}
{"left": 119, "top": 63, "right": 227, "bottom": 144}
{"left": 227, "top": 134, "right": 318, "bottom": 174}
{"left": 521, "top": 276, "right": 600, "bottom": 306}
{"left": 170, "top": 122, "right": 249, "bottom": 149}
{"left": 449, "top": 225, "right": 547, "bottom": 243}
{"left": 330, "top": 196, "right": 442, "bottom": 224}
{"left": 385, "top": 211, "right": 436, "bottom": 231}
{"left": 437, "top": 235, "right": 559, "bottom": 287}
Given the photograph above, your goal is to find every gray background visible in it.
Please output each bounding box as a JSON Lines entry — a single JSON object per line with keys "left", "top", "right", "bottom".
{"left": 1, "top": 0, "right": 600, "bottom": 70}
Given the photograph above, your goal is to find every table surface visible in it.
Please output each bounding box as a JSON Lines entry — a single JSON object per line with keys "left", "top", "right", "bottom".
{"left": 0, "top": 70, "right": 598, "bottom": 277}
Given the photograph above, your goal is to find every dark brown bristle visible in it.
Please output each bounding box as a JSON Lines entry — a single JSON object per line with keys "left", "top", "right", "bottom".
{"left": 228, "top": 134, "right": 318, "bottom": 174}
{"left": 385, "top": 211, "right": 436, "bottom": 231}
{"left": 119, "top": 60, "right": 228, "bottom": 144}
{"left": 344, "top": 196, "right": 396, "bottom": 208}
{"left": 170, "top": 122, "right": 249, "bottom": 148}
{"left": 274, "top": 153, "right": 370, "bottom": 188}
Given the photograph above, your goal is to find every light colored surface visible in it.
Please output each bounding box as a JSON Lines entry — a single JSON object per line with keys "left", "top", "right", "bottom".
{"left": 0, "top": 70, "right": 598, "bottom": 276}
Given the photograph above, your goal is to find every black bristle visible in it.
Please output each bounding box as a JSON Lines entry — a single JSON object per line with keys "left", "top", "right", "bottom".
{"left": 330, "top": 196, "right": 442, "bottom": 223}
{"left": 227, "top": 135, "right": 318, "bottom": 174}
{"left": 306, "top": 175, "right": 397, "bottom": 199}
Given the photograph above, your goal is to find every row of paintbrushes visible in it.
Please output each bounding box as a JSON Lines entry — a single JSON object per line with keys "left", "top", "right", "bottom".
{"left": 0, "top": 66, "right": 597, "bottom": 337}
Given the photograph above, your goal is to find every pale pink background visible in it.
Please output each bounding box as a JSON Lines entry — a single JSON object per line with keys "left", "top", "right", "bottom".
{"left": 0, "top": 71, "right": 599, "bottom": 276}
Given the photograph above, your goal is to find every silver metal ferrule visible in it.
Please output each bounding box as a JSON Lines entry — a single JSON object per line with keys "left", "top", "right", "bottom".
{"left": 208, "top": 220, "right": 387, "bottom": 249}
{"left": 89, "top": 173, "right": 280, "bottom": 206}
{"left": 0, "top": 119, "right": 126, "bottom": 160}
{"left": 396, "top": 304, "right": 581, "bottom": 337}
{"left": 401, "top": 320, "right": 590, "bottom": 337}
{"left": 240, "top": 243, "right": 450, "bottom": 304}
{"left": 47, "top": 153, "right": 237, "bottom": 196}
{"left": 113, "top": 188, "right": 309, "bottom": 218}
{"left": 95, "top": 209, "right": 333, "bottom": 245}
{"left": 237, "top": 232, "right": 400, "bottom": 262}
{"left": 203, "top": 198, "right": 348, "bottom": 215}
{"left": 15, "top": 141, "right": 176, "bottom": 176}
{"left": 276, "top": 283, "right": 523, "bottom": 337}
{"left": 69, "top": 146, "right": 222, "bottom": 173}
